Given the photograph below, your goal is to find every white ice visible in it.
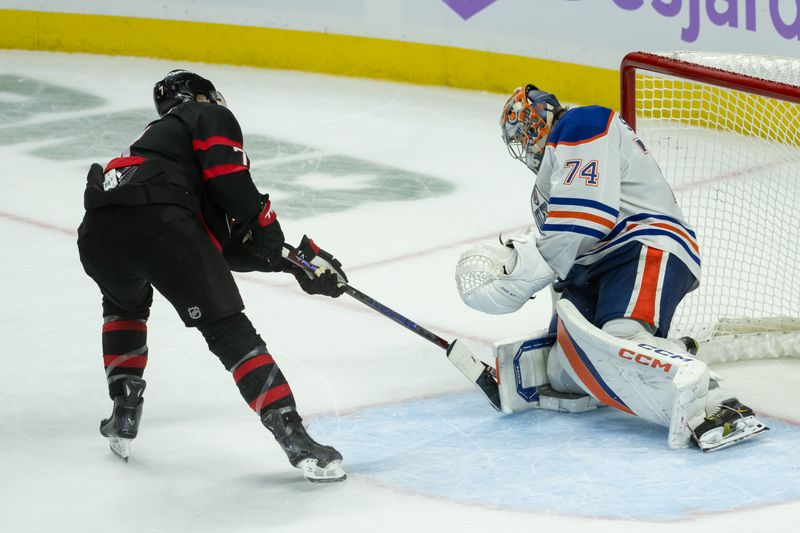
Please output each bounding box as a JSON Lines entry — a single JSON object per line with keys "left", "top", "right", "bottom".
{"left": 1, "top": 51, "right": 798, "bottom": 533}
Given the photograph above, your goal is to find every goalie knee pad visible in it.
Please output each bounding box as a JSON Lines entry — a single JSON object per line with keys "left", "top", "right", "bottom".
{"left": 546, "top": 343, "right": 588, "bottom": 395}
{"left": 602, "top": 317, "right": 651, "bottom": 339}
{"left": 455, "top": 230, "right": 555, "bottom": 315}
{"left": 602, "top": 318, "right": 688, "bottom": 354}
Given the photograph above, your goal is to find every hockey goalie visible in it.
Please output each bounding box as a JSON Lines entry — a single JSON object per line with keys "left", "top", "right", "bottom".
{"left": 454, "top": 84, "right": 768, "bottom": 452}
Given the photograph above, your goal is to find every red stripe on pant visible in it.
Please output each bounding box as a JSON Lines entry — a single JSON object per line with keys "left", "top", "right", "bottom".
{"left": 249, "top": 383, "right": 293, "bottom": 412}
{"left": 630, "top": 248, "right": 663, "bottom": 326}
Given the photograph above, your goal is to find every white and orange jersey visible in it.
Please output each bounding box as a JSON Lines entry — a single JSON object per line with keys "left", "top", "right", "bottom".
{"left": 531, "top": 106, "right": 700, "bottom": 284}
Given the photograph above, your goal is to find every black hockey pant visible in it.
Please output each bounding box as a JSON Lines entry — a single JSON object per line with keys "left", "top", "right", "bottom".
{"left": 77, "top": 204, "right": 295, "bottom": 416}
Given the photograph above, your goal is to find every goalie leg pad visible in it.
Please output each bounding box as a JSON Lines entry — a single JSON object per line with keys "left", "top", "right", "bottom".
{"left": 667, "top": 363, "right": 710, "bottom": 448}
{"left": 556, "top": 299, "right": 711, "bottom": 447}
{"left": 494, "top": 331, "right": 552, "bottom": 413}
{"left": 495, "top": 331, "right": 601, "bottom": 414}
{"left": 537, "top": 385, "right": 604, "bottom": 413}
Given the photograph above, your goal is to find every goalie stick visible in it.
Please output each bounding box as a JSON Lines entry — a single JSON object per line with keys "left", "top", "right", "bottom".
{"left": 282, "top": 245, "right": 501, "bottom": 411}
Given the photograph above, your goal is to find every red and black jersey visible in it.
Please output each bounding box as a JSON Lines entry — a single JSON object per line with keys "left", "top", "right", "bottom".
{"left": 92, "top": 102, "right": 264, "bottom": 249}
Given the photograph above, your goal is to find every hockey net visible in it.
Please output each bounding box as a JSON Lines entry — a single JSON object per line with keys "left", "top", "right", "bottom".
{"left": 620, "top": 51, "right": 800, "bottom": 364}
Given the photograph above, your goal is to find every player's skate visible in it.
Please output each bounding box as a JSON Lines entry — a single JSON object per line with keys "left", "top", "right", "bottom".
{"left": 690, "top": 398, "right": 768, "bottom": 452}
{"left": 99, "top": 377, "right": 146, "bottom": 462}
{"left": 262, "top": 408, "right": 346, "bottom": 483}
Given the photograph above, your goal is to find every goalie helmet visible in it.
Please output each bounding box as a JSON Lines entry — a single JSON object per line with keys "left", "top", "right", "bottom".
{"left": 153, "top": 70, "right": 227, "bottom": 116}
{"left": 500, "top": 84, "right": 563, "bottom": 173}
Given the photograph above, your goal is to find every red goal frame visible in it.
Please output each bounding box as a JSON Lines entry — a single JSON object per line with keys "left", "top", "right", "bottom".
{"left": 619, "top": 51, "right": 800, "bottom": 131}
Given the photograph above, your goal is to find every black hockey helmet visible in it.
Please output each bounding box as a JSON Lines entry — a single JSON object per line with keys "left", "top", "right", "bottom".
{"left": 153, "top": 70, "right": 227, "bottom": 116}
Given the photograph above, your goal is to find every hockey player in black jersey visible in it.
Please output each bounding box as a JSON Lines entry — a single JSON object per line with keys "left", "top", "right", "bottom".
{"left": 78, "top": 70, "right": 347, "bottom": 482}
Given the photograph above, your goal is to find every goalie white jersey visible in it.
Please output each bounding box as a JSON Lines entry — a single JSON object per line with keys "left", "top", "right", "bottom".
{"left": 532, "top": 106, "right": 701, "bottom": 284}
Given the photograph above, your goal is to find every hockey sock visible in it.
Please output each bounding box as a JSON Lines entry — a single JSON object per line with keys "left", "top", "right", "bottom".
{"left": 230, "top": 346, "right": 296, "bottom": 414}
{"left": 200, "top": 313, "right": 296, "bottom": 416}
{"left": 102, "top": 316, "right": 148, "bottom": 399}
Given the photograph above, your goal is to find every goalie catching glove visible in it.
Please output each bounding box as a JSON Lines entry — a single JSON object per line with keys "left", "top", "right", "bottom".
{"left": 285, "top": 235, "right": 348, "bottom": 298}
{"left": 455, "top": 229, "right": 555, "bottom": 314}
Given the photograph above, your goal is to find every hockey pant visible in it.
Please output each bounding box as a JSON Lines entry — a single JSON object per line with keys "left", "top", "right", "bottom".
{"left": 78, "top": 204, "right": 295, "bottom": 414}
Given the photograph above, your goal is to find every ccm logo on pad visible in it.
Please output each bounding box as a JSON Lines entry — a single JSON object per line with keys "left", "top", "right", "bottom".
{"left": 617, "top": 343, "right": 695, "bottom": 372}
{"left": 618, "top": 348, "right": 673, "bottom": 373}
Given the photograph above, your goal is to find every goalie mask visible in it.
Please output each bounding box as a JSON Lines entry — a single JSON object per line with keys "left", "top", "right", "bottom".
{"left": 153, "top": 70, "right": 227, "bottom": 116}
{"left": 500, "top": 84, "right": 563, "bottom": 174}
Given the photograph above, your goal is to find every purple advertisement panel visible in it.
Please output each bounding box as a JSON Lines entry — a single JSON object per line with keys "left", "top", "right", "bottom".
{"left": 441, "top": 0, "right": 498, "bottom": 20}
{"left": 612, "top": 0, "right": 800, "bottom": 43}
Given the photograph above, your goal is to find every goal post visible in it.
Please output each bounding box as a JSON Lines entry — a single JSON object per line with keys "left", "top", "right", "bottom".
{"left": 619, "top": 51, "right": 800, "bottom": 363}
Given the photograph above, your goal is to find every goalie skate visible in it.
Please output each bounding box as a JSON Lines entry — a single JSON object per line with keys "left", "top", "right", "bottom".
{"left": 691, "top": 399, "right": 769, "bottom": 453}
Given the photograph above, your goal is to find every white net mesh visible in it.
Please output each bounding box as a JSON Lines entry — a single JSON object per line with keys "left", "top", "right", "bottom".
{"left": 652, "top": 51, "right": 800, "bottom": 86}
{"left": 629, "top": 52, "right": 800, "bottom": 346}
{"left": 455, "top": 254, "right": 498, "bottom": 297}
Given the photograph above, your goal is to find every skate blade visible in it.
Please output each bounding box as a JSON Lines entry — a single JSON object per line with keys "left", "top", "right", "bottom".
{"left": 296, "top": 458, "right": 347, "bottom": 483}
{"left": 700, "top": 422, "right": 770, "bottom": 453}
{"left": 108, "top": 437, "right": 132, "bottom": 462}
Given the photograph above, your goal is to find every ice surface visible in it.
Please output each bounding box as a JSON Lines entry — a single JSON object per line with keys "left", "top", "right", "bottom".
{"left": 0, "top": 51, "right": 798, "bottom": 533}
{"left": 314, "top": 392, "right": 800, "bottom": 521}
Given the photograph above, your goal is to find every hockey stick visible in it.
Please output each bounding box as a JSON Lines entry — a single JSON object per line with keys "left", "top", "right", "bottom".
{"left": 282, "top": 245, "right": 501, "bottom": 411}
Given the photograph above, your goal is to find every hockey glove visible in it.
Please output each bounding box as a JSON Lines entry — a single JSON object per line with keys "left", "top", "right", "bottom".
{"left": 224, "top": 197, "right": 285, "bottom": 272}
{"left": 286, "top": 235, "right": 348, "bottom": 298}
